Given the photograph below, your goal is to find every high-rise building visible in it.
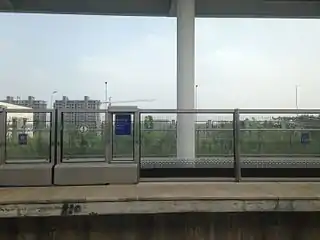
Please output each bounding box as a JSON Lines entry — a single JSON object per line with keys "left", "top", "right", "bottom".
{"left": 54, "top": 96, "right": 101, "bottom": 130}
{"left": 2, "top": 96, "right": 47, "bottom": 127}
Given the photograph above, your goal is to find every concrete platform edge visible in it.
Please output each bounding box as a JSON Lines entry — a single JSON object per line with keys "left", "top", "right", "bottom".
{"left": 1, "top": 199, "right": 320, "bottom": 218}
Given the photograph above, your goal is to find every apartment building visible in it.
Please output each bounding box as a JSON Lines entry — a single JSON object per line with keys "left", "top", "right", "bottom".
{"left": 54, "top": 96, "right": 101, "bottom": 130}
{"left": 2, "top": 96, "right": 47, "bottom": 128}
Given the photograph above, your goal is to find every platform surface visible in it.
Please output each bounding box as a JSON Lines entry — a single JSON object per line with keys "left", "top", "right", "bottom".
{"left": 1, "top": 182, "right": 320, "bottom": 203}
{"left": 0, "top": 182, "right": 319, "bottom": 217}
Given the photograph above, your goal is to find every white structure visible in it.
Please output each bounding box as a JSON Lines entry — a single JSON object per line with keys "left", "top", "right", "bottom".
{"left": 0, "top": 102, "right": 33, "bottom": 137}
{"left": 176, "top": 0, "right": 195, "bottom": 159}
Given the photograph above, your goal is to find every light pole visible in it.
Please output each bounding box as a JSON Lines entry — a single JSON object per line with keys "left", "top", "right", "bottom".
{"left": 295, "top": 85, "right": 300, "bottom": 117}
{"left": 50, "top": 91, "right": 58, "bottom": 108}
{"left": 108, "top": 97, "right": 112, "bottom": 107}
{"left": 105, "top": 82, "right": 109, "bottom": 108}
{"left": 195, "top": 84, "right": 199, "bottom": 124}
{"left": 195, "top": 84, "right": 199, "bottom": 152}
{"left": 295, "top": 85, "right": 299, "bottom": 111}
{"left": 195, "top": 84, "right": 199, "bottom": 109}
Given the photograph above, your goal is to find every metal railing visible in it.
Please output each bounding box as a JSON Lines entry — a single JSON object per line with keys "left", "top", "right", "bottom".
{"left": 1, "top": 107, "right": 320, "bottom": 182}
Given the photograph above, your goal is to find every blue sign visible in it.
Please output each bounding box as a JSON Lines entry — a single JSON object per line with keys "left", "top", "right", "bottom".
{"left": 18, "top": 133, "right": 28, "bottom": 145}
{"left": 301, "top": 132, "right": 310, "bottom": 144}
{"left": 115, "top": 114, "right": 132, "bottom": 136}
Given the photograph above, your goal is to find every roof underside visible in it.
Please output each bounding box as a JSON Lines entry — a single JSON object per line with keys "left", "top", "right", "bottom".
{"left": 0, "top": 0, "right": 320, "bottom": 18}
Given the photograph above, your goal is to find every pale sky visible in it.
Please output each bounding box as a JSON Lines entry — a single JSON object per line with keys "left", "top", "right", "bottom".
{"left": 0, "top": 13, "right": 320, "bottom": 109}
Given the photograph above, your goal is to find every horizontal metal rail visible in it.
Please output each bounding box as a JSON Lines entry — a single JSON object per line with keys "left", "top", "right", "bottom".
{"left": 238, "top": 108, "right": 320, "bottom": 114}
{"left": 140, "top": 177, "right": 236, "bottom": 182}
{"left": 5, "top": 159, "right": 49, "bottom": 164}
{"left": 2, "top": 109, "right": 54, "bottom": 113}
{"left": 4, "top": 108, "right": 320, "bottom": 114}
{"left": 239, "top": 154, "right": 320, "bottom": 157}
{"left": 241, "top": 177, "right": 320, "bottom": 182}
{"left": 59, "top": 109, "right": 107, "bottom": 113}
{"left": 141, "top": 128, "right": 234, "bottom": 131}
{"left": 240, "top": 128, "right": 320, "bottom": 131}
{"left": 140, "top": 177, "right": 320, "bottom": 182}
{"left": 139, "top": 109, "right": 235, "bottom": 114}
{"left": 59, "top": 154, "right": 320, "bottom": 158}
{"left": 140, "top": 108, "right": 320, "bottom": 114}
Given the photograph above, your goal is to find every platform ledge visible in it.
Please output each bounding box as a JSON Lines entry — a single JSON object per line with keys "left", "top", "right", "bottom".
{"left": 0, "top": 199, "right": 320, "bottom": 218}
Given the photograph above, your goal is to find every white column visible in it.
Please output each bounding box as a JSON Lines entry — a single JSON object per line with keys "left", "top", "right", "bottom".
{"left": 176, "top": 0, "right": 196, "bottom": 159}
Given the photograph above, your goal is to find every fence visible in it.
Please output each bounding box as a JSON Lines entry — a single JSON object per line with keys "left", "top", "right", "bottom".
{"left": 0, "top": 107, "right": 320, "bottom": 186}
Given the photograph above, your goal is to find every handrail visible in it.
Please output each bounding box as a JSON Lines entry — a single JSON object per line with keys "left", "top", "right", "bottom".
{"left": 139, "top": 108, "right": 320, "bottom": 114}
{"left": 3, "top": 109, "right": 54, "bottom": 113}
{"left": 139, "top": 109, "right": 235, "bottom": 114}
{"left": 238, "top": 109, "right": 320, "bottom": 114}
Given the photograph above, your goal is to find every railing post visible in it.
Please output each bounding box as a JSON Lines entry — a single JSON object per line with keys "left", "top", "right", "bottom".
{"left": 0, "top": 108, "right": 5, "bottom": 165}
{"left": 133, "top": 110, "right": 141, "bottom": 167}
{"left": 51, "top": 108, "right": 58, "bottom": 164}
{"left": 55, "top": 109, "right": 63, "bottom": 164}
{"left": 106, "top": 110, "right": 113, "bottom": 163}
{"left": 233, "top": 108, "right": 241, "bottom": 182}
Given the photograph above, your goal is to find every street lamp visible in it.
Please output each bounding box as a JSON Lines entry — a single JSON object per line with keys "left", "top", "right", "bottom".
{"left": 195, "top": 84, "right": 199, "bottom": 152}
{"left": 195, "top": 84, "right": 199, "bottom": 125}
{"left": 295, "top": 85, "right": 299, "bottom": 111}
{"left": 50, "top": 91, "right": 58, "bottom": 108}
{"left": 295, "top": 84, "right": 301, "bottom": 118}
{"left": 195, "top": 84, "right": 199, "bottom": 109}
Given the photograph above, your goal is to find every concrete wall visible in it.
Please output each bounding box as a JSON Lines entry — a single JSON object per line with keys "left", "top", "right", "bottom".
{"left": 0, "top": 212, "right": 319, "bottom": 240}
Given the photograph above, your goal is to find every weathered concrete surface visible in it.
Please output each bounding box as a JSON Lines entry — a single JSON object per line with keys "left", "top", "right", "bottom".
{"left": 0, "top": 182, "right": 319, "bottom": 217}
{"left": 0, "top": 213, "right": 320, "bottom": 240}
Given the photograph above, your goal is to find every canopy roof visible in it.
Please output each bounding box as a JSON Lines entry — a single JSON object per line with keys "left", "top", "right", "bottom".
{"left": 0, "top": 0, "right": 320, "bottom": 18}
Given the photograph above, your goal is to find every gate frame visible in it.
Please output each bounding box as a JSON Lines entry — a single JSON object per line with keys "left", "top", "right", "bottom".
{"left": 54, "top": 106, "right": 140, "bottom": 185}
{"left": 0, "top": 108, "right": 55, "bottom": 186}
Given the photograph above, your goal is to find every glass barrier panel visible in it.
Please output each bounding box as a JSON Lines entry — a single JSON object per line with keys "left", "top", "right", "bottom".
{"left": 5, "top": 111, "right": 51, "bottom": 162}
{"left": 112, "top": 113, "right": 135, "bottom": 160}
{"left": 139, "top": 111, "right": 234, "bottom": 178}
{"left": 62, "top": 112, "right": 106, "bottom": 161}
{"left": 239, "top": 112, "right": 320, "bottom": 178}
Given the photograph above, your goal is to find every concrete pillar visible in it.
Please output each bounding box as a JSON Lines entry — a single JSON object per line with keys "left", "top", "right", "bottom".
{"left": 176, "top": 0, "right": 196, "bottom": 159}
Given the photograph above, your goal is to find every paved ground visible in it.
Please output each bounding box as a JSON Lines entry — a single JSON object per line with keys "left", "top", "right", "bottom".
{"left": 0, "top": 182, "right": 320, "bottom": 203}
{"left": 0, "top": 182, "right": 319, "bottom": 217}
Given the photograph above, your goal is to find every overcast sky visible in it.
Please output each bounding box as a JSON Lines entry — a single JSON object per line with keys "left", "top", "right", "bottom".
{"left": 0, "top": 13, "right": 320, "bottom": 110}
